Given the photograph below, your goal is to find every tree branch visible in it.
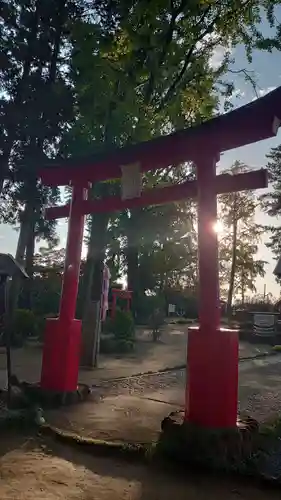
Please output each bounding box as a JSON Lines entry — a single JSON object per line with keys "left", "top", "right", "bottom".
{"left": 228, "top": 68, "right": 259, "bottom": 98}
{"left": 144, "top": 0, "right": 188, "bottom": 102}
{"left": 156, "top": 0, "right": 255, "bottom": 112}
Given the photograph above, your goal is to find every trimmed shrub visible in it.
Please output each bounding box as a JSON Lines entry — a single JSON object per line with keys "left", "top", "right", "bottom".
{"left": 113, "top": 309, "right": 135, "bottom": 342}
{"left": 100, "top": 309, "right": 135, "bottom": 353}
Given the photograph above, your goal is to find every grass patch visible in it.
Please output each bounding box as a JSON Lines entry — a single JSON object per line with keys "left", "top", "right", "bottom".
{"left": 272, "top": 345, "right": 281, "bottom": 352}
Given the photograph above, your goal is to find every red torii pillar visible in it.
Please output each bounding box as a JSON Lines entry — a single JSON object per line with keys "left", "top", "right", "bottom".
{"left": 187, "top": 156, "right": 238, "bottom": 427}
{"left": 40, "top": 183, "right": 88, "bottom": 392}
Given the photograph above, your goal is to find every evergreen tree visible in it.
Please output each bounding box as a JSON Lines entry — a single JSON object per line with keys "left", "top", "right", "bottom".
{"left": 261, "top": 145, "right": 281, "bottom": 280}
{"left": 218, "top": 162, "right": 266, "bottom": 309}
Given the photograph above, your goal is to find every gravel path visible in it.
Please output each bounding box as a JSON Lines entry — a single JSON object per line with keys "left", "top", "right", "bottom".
{"left": 46, "top": 355, "right": 281, "bottom": 443}
{"left": 93, "top": 368, "right": 186, "bottom": 397}
{"left": 93, "top": 356, "right": 281, "bottom": 418}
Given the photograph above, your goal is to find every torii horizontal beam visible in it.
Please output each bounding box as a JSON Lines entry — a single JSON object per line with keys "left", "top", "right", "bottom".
{"left": 45, "top": 169, "right": 267, "bottom": 220}
{"left": 39, "top": 86, "right": 281, "bottom": 187}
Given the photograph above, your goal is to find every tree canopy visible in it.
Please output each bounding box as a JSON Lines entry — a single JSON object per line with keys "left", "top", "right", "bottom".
{"left": 1, "top": 0, "right": 281, "bottom": 320}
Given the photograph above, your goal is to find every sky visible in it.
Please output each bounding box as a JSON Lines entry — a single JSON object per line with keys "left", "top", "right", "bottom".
{"left": 1, "top": 9, "right": 281, "bottom": 298}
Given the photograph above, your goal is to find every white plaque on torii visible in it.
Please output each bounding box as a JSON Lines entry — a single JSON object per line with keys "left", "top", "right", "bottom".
{"left": 121, "top": 163, "right": 142, "bottom": 200}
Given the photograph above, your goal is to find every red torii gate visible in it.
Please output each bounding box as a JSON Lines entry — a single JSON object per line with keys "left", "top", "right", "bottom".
{"left": 39, "top": 86, "right": 281, "bottom": 429}
{"left": 111, "top": 288, "right": 133, "bottom": 318}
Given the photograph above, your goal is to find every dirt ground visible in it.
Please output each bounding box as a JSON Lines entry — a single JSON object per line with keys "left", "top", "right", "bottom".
{"left": 0, "top": 327, "right": 280, "bottom": 498}
{"left": 0, "top": 434, "right": 279, "bottom": 500}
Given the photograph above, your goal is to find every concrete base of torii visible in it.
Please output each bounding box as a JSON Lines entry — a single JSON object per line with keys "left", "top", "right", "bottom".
{"left": 187, "top": 326, "right": 239, "bottom": 428}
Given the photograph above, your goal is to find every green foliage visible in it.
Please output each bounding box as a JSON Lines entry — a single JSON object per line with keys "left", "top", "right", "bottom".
{"left": 101, "top": 309, "right": 135, "bottom": 353}
{"left": 0, "top": 0, "right": 82, "bottom": 304}
{"left": 30, "top": 244, "right": 65, "bottom": 316}
{"left": 11, "top": 309, "right": 37, "bottom": 345}
{"left": 113, "top": 309, "right": 135, "bottom": 342}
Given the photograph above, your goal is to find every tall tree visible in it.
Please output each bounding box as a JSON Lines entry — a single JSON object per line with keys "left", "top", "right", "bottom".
{"left": 261, "top": 144, "right": 281, "bottom": 279}
{"left": 0, "top": 0, "right": 83, "bottom": 309}
{"left": 64, "top": 0, "right": 281, "bottom": 310}
{"left": 218, "top": 161, "right": 266, "bottom": 309}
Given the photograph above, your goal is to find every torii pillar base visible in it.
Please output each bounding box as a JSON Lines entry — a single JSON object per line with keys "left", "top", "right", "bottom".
{"left": 186, "top": 326, "right": 239, "bottom": 428}
{"left": 40, "top": 184, "right": 87, "bottom": 393}
{"left": 41, "top": 317, "right": 82, "bottom": 393}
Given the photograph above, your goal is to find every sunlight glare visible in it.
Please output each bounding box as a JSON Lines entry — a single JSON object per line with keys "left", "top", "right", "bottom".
{"left": 213, "top": 220, "right": 223, "bottom": 234}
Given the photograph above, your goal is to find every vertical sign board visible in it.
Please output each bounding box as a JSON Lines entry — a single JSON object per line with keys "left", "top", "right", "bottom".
{"left": 121, "top": 163, "right": 142, "bottom": 200}
{"left": 168, "top": 304, "right": 176, "bottom": 316}
{"left": 253, "top": 312, "right": 277, "bottom": 336}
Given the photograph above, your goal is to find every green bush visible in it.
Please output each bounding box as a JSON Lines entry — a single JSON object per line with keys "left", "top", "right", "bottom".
{"left": 115, "top": 338, "right": 134, "bottom": 353}
{"left": 113, "top": 309, "right": 135, "bottom": 341}
{"left": 100, "top": 309, "right": 135, "bottom": 354}
{"left": 8, "top": 309, "right": 37, "bottom": 347}
{"left": 13, "top": 309, "right": 36, "bottom": 336}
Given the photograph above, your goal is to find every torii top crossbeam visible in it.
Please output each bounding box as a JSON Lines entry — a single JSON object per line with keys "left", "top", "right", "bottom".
{"left": 40, "top": 86, "right": 281, "bottom": 187}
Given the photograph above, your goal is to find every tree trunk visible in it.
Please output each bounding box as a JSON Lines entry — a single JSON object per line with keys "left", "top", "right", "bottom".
{"left": 0, "top": 177, "right": 5, "bottom": 197}
{"left": 8, "top": 209, "right": 30, "bottom": 313}
{"left": 23, "top": 208, "right": 36, "bottom": 310}
{"left": 227, "top": 199, "right": 238, "bottom": 315}
{"left": 127, "top": 248, "right": 139, "bottom": 293}
{"left": 80, "top": 212, "right": 109, "bottom": 367}
{"left": 79, "top": 93, "right": 116, "bottom": 366}
{"left": 241, "top": 267, "right": 245, "bottom": 305}
{"left": 126, "top": 210, "right": 140, "bottom": 316}
{"left": 48, "top": 0, "right": 66, "bottom": 83}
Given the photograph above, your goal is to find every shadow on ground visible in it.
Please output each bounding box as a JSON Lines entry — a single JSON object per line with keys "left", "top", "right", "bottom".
{"left": 0, "top": 434, "right": 277, "bottom": 500}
